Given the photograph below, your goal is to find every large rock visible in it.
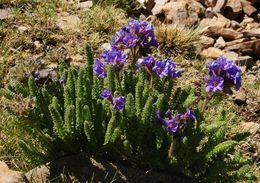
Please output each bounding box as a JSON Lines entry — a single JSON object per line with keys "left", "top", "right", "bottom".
{"left": 188, "top": 0, "right": 206, "bottom": 16}
{"left": 225, "top": 39, "right": 260, "bottom": 56}
{"left": 162, "top": 1, "right": 189, "bottom": 23}
{"left": 243, "top": 4, "right": 257, "bottom": 16}
{"left": 201, "top": 47, "right": 224, "bottom": 58}
{"left": 213, "top": 0, "right": 227, "bottom": 13}
{"left": 200, "top": 23, "right": 243, "bottom": 40}
{"left": 226, "top": 38, "right": 249, "bottom": 46}
{"left": 152, "top": 0, "right": 168, "bottom": 15}
{"left": 217, "top": 28, "right": 243, "bottom": 40}
{"left": 223, "top": 0, "right": 243, "bottom": 20}
{"left": 0, "top": 161, "right": 28, "bottom": 183}
{"left": 242, "top": 28, "right": 260, "bottom": 38}
{"left": 199, "top": 35, "right": 215, "bottom": 49}
{"left": 25, "top": 165, "right": 49, "bottom": 183}
{"left": 199, "top": 13, "right": 231, "bottom": 34}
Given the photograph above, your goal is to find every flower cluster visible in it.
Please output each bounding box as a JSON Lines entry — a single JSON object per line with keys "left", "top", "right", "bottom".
{"left": 94, "top": 46, "right": 128, "bottom": 78}
{"left": 157, "top": 108, "right": 196, "bottom": 133}
{"left": 101, "top": 89, "right": 125, "bottom": 110}
{"left": 112, "top": 20, "right": 158, "bottom": 48}
{"left": 138, "top": 56, "right": 181, "bottom": 78}
{"left": 206, "top": 56, "right": 241, "bottom": 92}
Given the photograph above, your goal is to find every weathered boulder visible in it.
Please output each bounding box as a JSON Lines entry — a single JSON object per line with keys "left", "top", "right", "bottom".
{"left": 217, "top": 28, "right": 243, "bottom": 40}
{"left": 0, "top": 162, "right": 28, "bottom": 183}
{"left": 225, "top": 39, "right": 260, "bottom": 56}
{"left": 213, "top": 0, "right": 227, "bottom": 13}
{"left": 188, "top": 0, "right": 206, "bottom": 16}
{"left": 199, "top": 35, "right": 215, "bottom": 49}
{"left": 223, "top": 0, "right": 243, "bottom": 20}
{"left": 226, "top": 38, "right": 249, "bottom": 46}
{"left": 242, "top": 28, "right": 260, "bottom": 38}
{"left": 25, "top": 165, "right": 49, "bottom": 183}
{"left": 162, "top": 1, "right": 189, "bottom": 23}
{"left": 243, "top": 4, "right": 257, "bottom": 16}
{"left": 199, "top": 13, "right": 231, "bottom": 33}
{"left": 152, "top": 0, "right": 168, "bottom": 15}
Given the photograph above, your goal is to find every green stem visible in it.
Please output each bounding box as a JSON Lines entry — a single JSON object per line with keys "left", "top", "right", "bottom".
{"left": 168, "top": 136, "right": 177, "bottom": 159}
{"left": 115, "top": 71, "right": 123, "bottom": 94}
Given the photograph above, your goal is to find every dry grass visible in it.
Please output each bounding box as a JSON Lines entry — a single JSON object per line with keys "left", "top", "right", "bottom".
{"left": 155, "top": 24, "right": 200, "bottom": 59}
{"left": 80, "top": 4, "right": 127, "bottom": 34}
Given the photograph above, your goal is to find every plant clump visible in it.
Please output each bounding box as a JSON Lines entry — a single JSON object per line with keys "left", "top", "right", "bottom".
{"left": 0, "top": 19, "right": 257, "bottom": 182}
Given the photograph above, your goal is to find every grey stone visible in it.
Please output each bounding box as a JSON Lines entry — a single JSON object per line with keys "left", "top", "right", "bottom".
{"left": 201, "top": 47, "right": 224, "bottom": 59}
{"left": 214, "top": 36, "right": 226, "bottom": 49}
{"left": 78, "top": 1, "right": 93, "bottom": 9}
{"left": 223, "top": 51, "right": 239, "bottom": 61}
{"left": 199, "top": 35, "right": 215, "bottom": 49}
{"left": 0, "top": 8, "right": 11, "bottom": 20}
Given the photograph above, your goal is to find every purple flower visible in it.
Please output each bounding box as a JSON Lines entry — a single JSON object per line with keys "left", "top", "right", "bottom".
{"left": 100, "top": 89, "right": 112, "bottom": 101}
{"left": 152, "top": 61, "right": 166, "bottom": 77}
{"left": 101, "top": 46, "right": 127, "bottom": 68}
{"left": 206, "top": 56, "right": 241, "bottom": 90}
{"left": 137, "top": 56, "right": 155, "bottom": 69}
{"left": 113, "top": 96, "right": 125, "bottom": 110}
{"left": 94, "top": 59, "right": 107, "bottom": 78}
{"left": 112, "top": 29, "right": 128, "bottom": 44}
{"left": 165, "top": 109, "right": 172, "bottom": 118}
{"left": 152, "top": 59, "right": 181, "bottom": 78}
{"left": 207, "top": 57, "right": 227, "bottom": 76}
{"left": 206, "top": 75, "right": 224, "bottom": 92}
{"left": 112, "top": 20, "right": 158, "bottom": 49}
{"left": 165, "top": 118, "right": 179, "bottom": 133}
{"left": 122, "top": 33, "right": 137, "bottom": 47}
{"left": 184, "top": 108, "right": 196, "bottom": 121}
{"left": 59, "top": 79, "right": 65, "bottom": 85}
{"left": 225, "top": 64, "right": 241, "bottom": 90}
{"left": 175, "top": 113, "right": 183, "bottom": 121}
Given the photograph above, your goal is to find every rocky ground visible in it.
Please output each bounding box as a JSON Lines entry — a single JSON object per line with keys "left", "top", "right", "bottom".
{"left": 0, "top": 0, "right": 259, "bottom": 182}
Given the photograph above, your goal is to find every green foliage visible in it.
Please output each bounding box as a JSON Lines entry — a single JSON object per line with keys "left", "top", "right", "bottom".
{"left": 0, "top": 46, "right": 255, "bottom": 182}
